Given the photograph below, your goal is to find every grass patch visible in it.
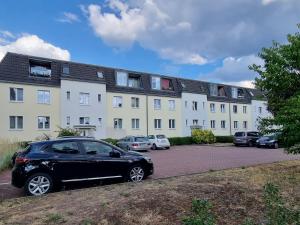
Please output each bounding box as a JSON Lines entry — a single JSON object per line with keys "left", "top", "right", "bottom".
{"left": 0, "top": 139, "right": 22, "bottom": 172}
{"left": 45, "top": 213, "right": 66, "bottom": 224}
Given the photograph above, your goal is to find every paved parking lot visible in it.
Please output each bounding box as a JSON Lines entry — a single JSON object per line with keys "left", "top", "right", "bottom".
{"left": 1, "top": 145, "right": 299, "bottom": 200}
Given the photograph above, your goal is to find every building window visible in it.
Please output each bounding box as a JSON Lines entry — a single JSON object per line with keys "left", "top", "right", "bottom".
{"left": 203, "top": 102, "right": 205, "bottom": 109}
{"left": 192, "top": 101, "right": 198, "bottom": 111}
{"left": 233, "top": 105, "right": 238, "bottom": 113}
{"left": 128, "top": 75, "right": 141, "bottom": 88}
{"left": 203, "top": 120, "right": 205, "bottom": 127}
{"left": 151, "top": 76, "right": 161, "bottom": 90}
{"left": 169, "top": 119, "right": 175, "bottom": 129}
{"left": 9, "top": 116, "right": 23, "bottom": 129}
{"left": 186, "top": 119, "right": 188, "bottom": 126}
{"left": 243, "top": 106, "right": 247, "bottom": 114}
{"left": 66, "top": 116, "right": 70, "bottom": 125}
{"left": 220, "top": 104, "right": 225, "bottom": 113}
{"left": 238, "top": 89, "right": 245, "bottom": 98}
{"left": 243, "top": 121, "right": 248, "bottom": 129}
{"left": 79, "top": 117, "right": 90, "bottom": 125}
{"left": 29, "top": 60, "right": 51, "bottom": 77}
{"left": 162, "top": 78, "right": 173, "bottom": 90}
{"left": 98, "top": 118, "right": 102, "bottom": 126}
{"left": 113, "top": 96, "right": 123, "bottom": 108}
{"left": 10, "top": 88, "right": 23, "bottom": 102}
{"left": 98, "top": 94, "right": 101, "bottom": 102}
{"left": 66, "top": 91, "right": 70, "bottom": 100}
{"left": 116, "top": 71, "right": 128, "bottom": 86}
{"left": 221, "top": 120, "right": 226, "bottom": 129}
{"left": 154, "top": 99, "right": 161, "bottom": 110}
{"left": 168, "top": 100, "right": 175, "bottom": 110}
{"left": 80, "top": 93, "right": 89, "bottom": 105}
{"left": 154, "top": 119, "right": 162, "bottom": 129}
{"left": 232, "top": 87, "right": 238, "bottom": 98}
{"left": 234, "top": 121, "right": 238, "bottom": 129}
{"left": 210, "top": 84, "right": 226, "bottom": 97}
{"left": 62, "top": 64, "right": 70, "bottom": 75}
{"left": 210, "top": 120, "right": 216, "bottom": 129}
{"left": 210, "top": 103, "right": 215, "bottom": 113}
{"left": 193, "top": 119, "right": 198, "bottom": 125}
{"left": 131, "top": 118, "right": 140, "bottom": 129}
{"left": 114, "top": 118, "right": 122, "bottom": 129}
{"left": 258, "top": 107, "right": 262, "bottom": 114}
{"left": 131, "top": 97, "right": 140, "bottom": 108}
{"left": 37, "top": 90, "right": 50, "bottom": 104}
{"left": 38, "top": 116, "right": 50, "bottom": 129}
{"left": 185, "top": 101, "right": 188, "bottom": 108}
{"left": 97, "top": 71, "right": 104, "bottom": 78}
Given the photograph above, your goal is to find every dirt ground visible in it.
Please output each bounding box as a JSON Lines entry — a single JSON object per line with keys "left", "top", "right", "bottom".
{"left": 0, "top": 160, "right": 299, "bottom": 225}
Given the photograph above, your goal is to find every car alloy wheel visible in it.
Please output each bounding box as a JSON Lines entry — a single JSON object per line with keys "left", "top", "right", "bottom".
{"left": 26, "top": 173, "right": 52, "bottom": 196}
{"left": 129, "top": 166, "right": 144, "bottom": 182}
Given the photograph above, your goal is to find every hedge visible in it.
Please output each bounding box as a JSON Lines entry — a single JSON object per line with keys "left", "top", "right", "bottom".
{"left": 168, "top": 137, "right": 194, "bottom": 146}
{"left": 215, "top": 136, "right": 233, "bottom": 143}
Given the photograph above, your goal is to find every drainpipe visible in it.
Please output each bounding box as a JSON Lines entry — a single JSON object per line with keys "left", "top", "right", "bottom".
{"left": 146, "top": 95, "right": 149, "bottom": 136}
{"left": 229, "top": 102, "right": 232, "bottom": 136}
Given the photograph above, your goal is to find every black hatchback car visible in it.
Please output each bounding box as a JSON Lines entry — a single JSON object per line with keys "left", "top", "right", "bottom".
{"left": 11, "top": 138, "right": 154, "bottom": 196}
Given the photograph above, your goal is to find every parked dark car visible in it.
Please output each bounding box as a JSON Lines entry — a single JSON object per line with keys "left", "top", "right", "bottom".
{"left": 256, "top": 133, "right": 280, "bottom": 149}
{"left": 11, "top": 138, "right": 154, "bottom": 196}
{"left": 233, "top": 131, "right": 261, "bottom": 147}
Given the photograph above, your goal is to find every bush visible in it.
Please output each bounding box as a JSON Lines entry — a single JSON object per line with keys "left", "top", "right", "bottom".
{"left": 57, "top": 127, "right": 80, "bottom": 137}
{"left": 0, "top": 140, "right": 22, "bottom": 172}
{"left": 102, "top": 138, "right": 118, "bottom": 146}
{"left": 215, "top": 136, "right": 233, "bottom": 143}
{"left": 192, "top": 130, "right": 216, "bottom": 144}
{"left": 168, "top": 137, "right": 194, "bottom": 146}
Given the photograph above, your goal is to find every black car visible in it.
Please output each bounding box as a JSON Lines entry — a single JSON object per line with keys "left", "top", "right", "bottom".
{"left": 256, "top": 133, "right": 280, "bottom": 149}
{"left": 11, "top": 138, "right": 154, "bottom": 196}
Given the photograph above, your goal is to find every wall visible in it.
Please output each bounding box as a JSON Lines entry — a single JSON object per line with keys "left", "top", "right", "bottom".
{"left": 60, "top": 79, "right": 106, "bottom": 139}
{"left": 0, "top": 82, "right": 60, "bottom": 141}
{"left": 251, "top": 100, "right": 272, "bottom": 131}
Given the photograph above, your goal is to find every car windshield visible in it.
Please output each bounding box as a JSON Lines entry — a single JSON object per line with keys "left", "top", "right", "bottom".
{"left": 247, "top": 132, "right": 260, "bottom": 137}
{"left": 148, "top": 135, "right": 155, "bottom": 139}
{"left": 235, "top": 132, "right": 245, "bottom": 137}
{"left": 156, "top": 135, "right": 166, "bottom": 139}
{"left": 135, "top": 137, "right": 148, "bottom": 142}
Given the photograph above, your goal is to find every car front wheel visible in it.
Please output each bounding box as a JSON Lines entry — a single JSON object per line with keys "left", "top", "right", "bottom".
{"left": 127, "top": 165, "right": 145, "bottom": 182}
{"left": 273, "top": 142, "right": 279, "bottom": 149}
{"left": 24, "top": 173, "right": 53, "bottom": 196}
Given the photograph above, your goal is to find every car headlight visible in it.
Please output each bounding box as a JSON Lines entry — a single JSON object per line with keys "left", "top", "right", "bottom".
{"left": 256, "top": 140, "right": 259, "bottom": 143}
{"left": 268, "top": 140, "right": 275, "bottom": 143}
{"left": 144, "top": 156, "right": 152, "bottom": 163}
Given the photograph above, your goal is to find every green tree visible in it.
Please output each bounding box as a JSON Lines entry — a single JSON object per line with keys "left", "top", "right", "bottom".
{"left": 250, "top": 25, "right": 300, "bottom": 154}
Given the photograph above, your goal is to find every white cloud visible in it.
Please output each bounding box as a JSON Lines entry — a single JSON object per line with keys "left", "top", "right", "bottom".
{"left": 0, "top": 34, "right": 70, "bottom": 61}
{"left": 0, "top": 30, "right": 15, "bottom": 39}
{"left": 82, "top": 0, "right": 300, "bottom": 67}
{"left": 200, "top": 55, "right": 264, "bottom": 88}
{"left": 57, "top": 12, "right": 80, "bottom": 23}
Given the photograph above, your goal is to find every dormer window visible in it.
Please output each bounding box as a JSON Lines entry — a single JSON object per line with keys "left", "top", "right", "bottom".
{"left": 237, "top": 88, "right": 245, "bottom": 98}
{"left": 116, "top": 71, "right": 141, "bottom": 88}
{"left": 29, "top": 60, "right": 51, "bottom": 77}
{"left": 128, "top": 75, "right": 141, "bottom": 88}
{"left": 162, "top": 78, "right": 173, "bottom": 90}
{"left": 151, "top": 76, "right": 173, "bottom": 91}
{"left": 210, "top": 84, "right": 226, "bottom": 97}
{"left": 97, "top": 71, "right": 104, "bottom": 78}
{"left": 116, "top": 71, "right": 127, "bottom": 86}
{"left": 232, "top": 87, "right": 245, "bottom": 98}
{"left": 62, "top": 64, "right": 70, "bottom": 75}
{"left": 151, "top": 76, "right": 161, "bottom": 90}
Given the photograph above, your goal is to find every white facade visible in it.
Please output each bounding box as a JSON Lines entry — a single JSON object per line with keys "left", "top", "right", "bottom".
{"left": 60, "top": 79, "right": 106, "bottom": 138}
{"left": 251, "top": 100, "right": 272, "bottom": 131}
{"left": 181, "top": 93, "right": 208, "bottom": 136}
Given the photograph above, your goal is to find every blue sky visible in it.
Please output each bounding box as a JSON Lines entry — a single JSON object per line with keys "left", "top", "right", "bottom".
{"left": 0, "top": 0, "right": 299, "bottom": 87}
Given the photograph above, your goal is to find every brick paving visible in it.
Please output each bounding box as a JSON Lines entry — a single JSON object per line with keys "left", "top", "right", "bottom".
{"left": 0, "top": 145, "right": 299, "bottom": 200}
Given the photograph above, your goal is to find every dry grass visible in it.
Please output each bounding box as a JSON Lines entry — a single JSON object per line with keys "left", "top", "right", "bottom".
{"left": 0, "top": 160, "right": 299, "bottom": 225}
{"left": 0, "top": 139, "right": 22, "bottom": 172}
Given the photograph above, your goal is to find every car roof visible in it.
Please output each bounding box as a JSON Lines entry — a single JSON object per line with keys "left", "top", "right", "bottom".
{"left": 30, "top": 137, "right": 99, "bottom": 145}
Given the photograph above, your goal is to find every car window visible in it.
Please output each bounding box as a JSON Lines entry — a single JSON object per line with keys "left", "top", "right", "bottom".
{"left": 135, "top": 137, "right": 148, "bottom": 142}
{"left": 82, "top": 141, "right": 113, "bottom": 155}
{"left": 148, "top": 135, "right": 155, "bottom": 139}
{"left": 51, "top": 142, "right": 80, "bottom": 154}
{"left": 247, "top": 132, "right": 259, "bottom": 137}
{"left": 156, "top": 135, "right": 166, "bottom": 139}
{"left": 234, "top": 132, "right": 245, "bottom": 137}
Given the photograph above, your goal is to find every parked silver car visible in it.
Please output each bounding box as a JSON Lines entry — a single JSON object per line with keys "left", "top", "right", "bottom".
{"left": 148, "top": 134, "right": 171, "bottom": 150}
{"left": 233, "top": 131, "right": 261, "bottom": 147}
{"left": 117, "top": 136, "right": 152, "bottom": 151}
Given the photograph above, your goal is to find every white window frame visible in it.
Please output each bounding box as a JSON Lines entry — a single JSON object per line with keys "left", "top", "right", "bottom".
{"left": 154, "top": 119, "right": 162, "bottom": 129}
{"left": 258, "top": 106, "right": 262, "bottom": 114}
{"left": 9, "top": 116, "right": 23, "bottom": 130}
{"left": 114, "top": 118, "right": 123, "bottom": 129}
{"left": 169, "top": 119, "right": 175, "bottom": 129}
{"left": 193, "top": 119, "right": 198, "bottom": 125}
{"left": 113, "top": 96, "right": 123, "bottom": 108}
{"left": 131, "top": 118, "right": 140, "bottom": 129}
{"left": 154, "top": 99, "right": 161, "bottom": 110}
{"left": 192, "top": 101, "right": 198, "bottom": 111}
{"left": 79, "top": 117, "right": 90, "bottom": 125}
{"left": 234, "top": 121, "right": 238, "bottom": 129}
{"left": 243, "top": 106, "right": 247, "bottom": 114}
{"left": 220, "top": 104, "right": 225, "bottom": 113}
{"left": 10, "top": 87, "right": 23, "bottom": 102}
{"left": 233, "top": 105, "right": 238, "bottom": 114}
{"left": 98, "top": 118, "right": 102, "bottom": 127}
{"left": 116, "top": 71, "right": 128, "bottom": 86}
{"left": 38, "top": 116, "right": 50, "bottom": 130}
{"left": 210, "top": 103, "right": 215, "bottom": 113}
{"left": 168, "top": 100, "right": 175, "bottom": 111}
{"left": 221, "top": 120, "right": 226, "bottom": 129}
{"left": 66, "top": 116, "right": 70, "bottom": 126}
{"left": 243, "top": 121, "right": 248, "bottom": 129}
{"left": 37, "top": 90, "right": 50, "bottom": 104}
{"left": 66, "top": 91, "right": 70, "bottom": 100}
{"left": 79, "top": 92, "right": 90, "bottom": 105}
{"left": 131, "top": 97, "right": 140, "bottom": 108}
{"left": 185, "top": 101, "right": 188, "bottom": 108}
{"left": 151, "top": 76, "right": 161, "bottom": 90}
{"left": 98, "top": 94, "right": 101, "bottom": 103}
{"left": 210, "top": 120, "right": 216, "bottom": 129}
{"left": 231, "top": 87, "right": 238, "bottom": 98}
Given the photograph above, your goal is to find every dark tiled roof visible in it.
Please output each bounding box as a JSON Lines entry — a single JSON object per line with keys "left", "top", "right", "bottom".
{"left": 177, "top": 78, "right": 207, "bottom": 94}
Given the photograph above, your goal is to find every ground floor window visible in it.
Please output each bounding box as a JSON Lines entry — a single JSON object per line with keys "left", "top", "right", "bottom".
{"left": 210, "top": 120, "right": 216, "bottom": 129}
{"left": 169, "top": 119, "right": 175, "bottom": 129}
{"left": 9, "top": 116, "right": 23, "bottom": 129}
{"left": 193, "top": 119, "right": 198, "bottom": 125}
{"left": 132, "top": 118, "right": 140, "bottom": 129}
{"left": 79, "top": 117, "right": 90, "bottom": 125}
{"left": 154, "top": 119, "right": 162, "bottom": 129}
{"left": 234, "top": 121, "right": 238, "bottom": 129}
{"left": 38, "top": 116, "right": 50, "bottom": 129}
{"left": 114, "top": 118, "right": 122, "bottom": 129}
{"left": 243, "top": 121, "right": 248, "bottom": 129}
{"left": 221, "top": 120, "right": 226, "bottom": 129}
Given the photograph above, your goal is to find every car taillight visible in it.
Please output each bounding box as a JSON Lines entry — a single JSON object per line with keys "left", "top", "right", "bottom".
{"left": 15, "top": 156, "right": 30, "bottom": 164}
{"left": 132, "top": 143, "right": 139, "bottom": 147}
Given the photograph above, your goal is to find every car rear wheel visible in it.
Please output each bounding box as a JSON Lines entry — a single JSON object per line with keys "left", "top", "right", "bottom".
{"left": 24, "top": 173, "right": 53, "bottom": 196}
{"left": 152, "top": 144, "right": 157, "bottom": 150}
{"left": 248, "top": 141, "right": 254, "bottom": 147}
{"left": 274, "top": 142, "right": 279, "bottom": 149}
{"left": 127, "top": 165, "right": 144, "bottom": 182}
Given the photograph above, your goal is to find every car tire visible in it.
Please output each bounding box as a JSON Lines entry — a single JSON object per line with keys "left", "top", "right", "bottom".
{"left": 234, "top": 144, "right": 239, "bottom": 147}
{"left": 127, "top": 165, "right": 145, "bottom": 182}
{"left": 274, "top": 142, "right": 279, "bottom": 149}
{"left": 152, "top": 144, "right": 157, "bottom": 150}
{"left": 248, "top": 141, "right": 253, "bottom": 147}
{"left": 166, "top": 146, "right": 170, "bottom": 149}
{"left": 24, "top": 173, "right": 53, "bottom": 196}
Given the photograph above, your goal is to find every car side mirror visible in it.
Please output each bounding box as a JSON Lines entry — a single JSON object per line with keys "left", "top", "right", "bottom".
{"left": 110, "top": 151, "right": 121, "bottom": 158}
